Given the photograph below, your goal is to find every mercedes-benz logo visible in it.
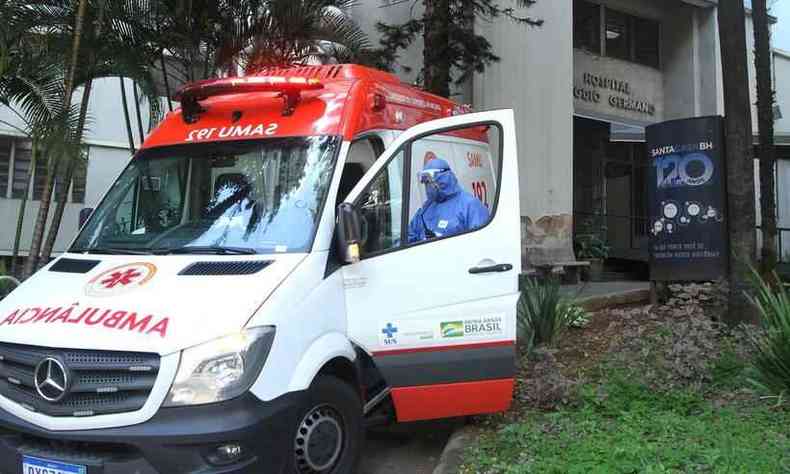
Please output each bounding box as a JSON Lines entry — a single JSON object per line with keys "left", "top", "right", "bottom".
{"left": 34, "top": 357, "right": 70, "bottom": 403}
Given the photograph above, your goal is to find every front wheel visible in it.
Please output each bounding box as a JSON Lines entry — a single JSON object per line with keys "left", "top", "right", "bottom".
{"left": 289, "top": 375, "right": 363, "bottom": 474}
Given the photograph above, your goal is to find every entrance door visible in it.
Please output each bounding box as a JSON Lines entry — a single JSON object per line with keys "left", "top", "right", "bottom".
{"left": 342, "top": 110, "right": 521, "bottom": 422}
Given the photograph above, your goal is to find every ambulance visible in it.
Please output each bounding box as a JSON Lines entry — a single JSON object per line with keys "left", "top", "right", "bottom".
{"left": 0, "top": 65, "right": 520, "bottom": 474}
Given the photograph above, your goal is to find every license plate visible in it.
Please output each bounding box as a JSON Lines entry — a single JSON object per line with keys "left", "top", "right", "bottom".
{"left": 21, "top": 455, "right": 87, "bottom": 474}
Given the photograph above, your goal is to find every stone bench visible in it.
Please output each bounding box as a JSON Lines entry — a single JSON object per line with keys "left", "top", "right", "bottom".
{"left": 529, "top": 261, "right": 591, "bottom": 284}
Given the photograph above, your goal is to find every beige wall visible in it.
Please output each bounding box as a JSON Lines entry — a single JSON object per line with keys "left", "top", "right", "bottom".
{"left": 774, "top": 51, "right": 790, "bottom": 141}
{"left": 0, "top": 145, "right": 131, "bottom": 256}
{"left": 474, "top": 0, "right": 575, "bottom": 267}
{"left": 574, "top": 50, "right": 664, "bottom": 124}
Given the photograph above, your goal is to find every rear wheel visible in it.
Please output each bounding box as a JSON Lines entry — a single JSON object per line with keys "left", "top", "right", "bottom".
{"left": 289, "top": 375, "right": 363, "bottom": 474}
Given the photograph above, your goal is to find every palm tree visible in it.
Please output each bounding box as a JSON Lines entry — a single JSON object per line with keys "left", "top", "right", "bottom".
{"left": 119, "top": 0, "right": 375, "bottom": 85}
{"left": 0, "top": 1, "right": 81, "bottom": 277}
{"left": 753, "top": 0, "right": 778, "bottom": 279}
{"left": 5, "top": 0, "right": 374, "bottom": 276}
{"left": 243, "top": 0, "right": 375, "bottom": 71}
{"left": 9, "top": 0, "right": 163, "bottom": 272}
{"left": 718, "top": 0, "right": 758, "bottom": 324}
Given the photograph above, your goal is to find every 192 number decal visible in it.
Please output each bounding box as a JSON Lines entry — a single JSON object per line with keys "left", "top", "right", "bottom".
{"left": 471, "top": 181, "right": 489, "bottom": 207}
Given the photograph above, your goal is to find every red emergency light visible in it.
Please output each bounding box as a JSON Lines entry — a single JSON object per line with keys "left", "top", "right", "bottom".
{"left": 174, "top": 76, "right": 325, "bottom": 122}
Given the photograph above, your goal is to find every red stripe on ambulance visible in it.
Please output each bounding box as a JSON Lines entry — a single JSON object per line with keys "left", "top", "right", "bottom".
{"left": 390, "top": 378, "right": 514, "bottom": 422}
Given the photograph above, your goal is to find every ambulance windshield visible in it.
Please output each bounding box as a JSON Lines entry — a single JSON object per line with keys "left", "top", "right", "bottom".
{"left": 72, "top": 136, "right": 339, "bottom": 255}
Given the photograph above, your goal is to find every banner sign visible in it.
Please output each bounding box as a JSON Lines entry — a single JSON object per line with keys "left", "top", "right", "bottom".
{"left": 646, "top": 116, "right": 728, "bottom": 281}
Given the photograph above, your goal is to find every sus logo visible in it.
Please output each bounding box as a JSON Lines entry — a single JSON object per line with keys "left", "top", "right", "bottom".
{"left": 86, "top": 263, "right": 156, "bottom": 297}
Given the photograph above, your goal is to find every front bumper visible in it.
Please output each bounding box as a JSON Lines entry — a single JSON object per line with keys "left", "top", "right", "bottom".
{"left": 0, "top": 391, "right": 303, "bottom": 474}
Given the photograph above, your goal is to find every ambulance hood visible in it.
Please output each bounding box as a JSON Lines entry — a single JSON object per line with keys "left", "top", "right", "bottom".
{"left": 0, "top": 254, "right": 305, "bottom": 355}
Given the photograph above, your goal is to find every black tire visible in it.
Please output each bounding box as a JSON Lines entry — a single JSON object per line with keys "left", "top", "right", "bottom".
{"left": 286, "top": 375, "right": 364, "bottom": 474}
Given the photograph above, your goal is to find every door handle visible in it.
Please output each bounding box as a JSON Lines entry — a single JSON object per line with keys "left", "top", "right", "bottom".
{"left": 468, "top": 263, "right": 513, "bottom": 274}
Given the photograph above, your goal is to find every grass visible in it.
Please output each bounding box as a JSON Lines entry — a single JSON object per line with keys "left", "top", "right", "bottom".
{"left": 462, "top": 371, "right": 790, "bottom": 473}
{"left": 462, "top": 292, "right": 790, "bottom": 474}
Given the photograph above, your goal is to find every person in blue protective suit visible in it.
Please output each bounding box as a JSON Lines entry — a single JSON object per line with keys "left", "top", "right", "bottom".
{"left": 408, "top": 157, "right": 490, "bottom": 243}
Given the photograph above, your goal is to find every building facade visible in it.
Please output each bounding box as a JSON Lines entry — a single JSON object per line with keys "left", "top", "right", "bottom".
{"left": 0, "top": 78, "right": 156, "bottom": 265}
{"left": 1, "top": 0, "right": 788, "bottom": 271}
{"left": 355, "top": 0, "right": 790, "bottom": 271}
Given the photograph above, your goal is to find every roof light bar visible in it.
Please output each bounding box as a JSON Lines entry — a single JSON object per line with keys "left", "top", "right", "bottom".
{"left": 174, "top": 76, "right": 324, "bottom": 122}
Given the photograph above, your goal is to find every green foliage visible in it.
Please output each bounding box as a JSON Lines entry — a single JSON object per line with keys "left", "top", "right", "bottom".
{"left": 574, "top": 232, "right": 610, "bottom": 260}
{"left": 0, "top": 260, "right": 19, "bottom": 299}
{"left": 462, "top": 374, "right": 790, "bottom": 473}
{"left": 747, "top": 271, "right": 790, "bottom": 396}
{"left": 517, "top": 278, "right": 570, "bottom": 350}
{"left": 561, "top": 303, "right": 591, "bottom": 328}
{"left": 710, "top": 348, "right": 748, "bottom": 390}
{"left": 375, "top": 0, "right": 542, "bottom": 95}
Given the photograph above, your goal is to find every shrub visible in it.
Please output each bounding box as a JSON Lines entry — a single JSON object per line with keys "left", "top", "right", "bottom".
{"left": 562, "top": 303, "right": 591, "bottom": 328}
{"left": 517, "top": 277, "right": 570, "bottom": 351}
{"left": 0, "top": 260, "right": 20, "bottom": 300}
{"left": 748, "top": 272, "right": 790, "bottom": 396}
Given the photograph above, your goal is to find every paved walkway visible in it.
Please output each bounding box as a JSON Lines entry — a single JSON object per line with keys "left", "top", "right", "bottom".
{"left": 560, "top": 280, "right": 650, "bottom": 299}
{"left": 561, "top": 280, "right": 651, "bottom": 311}
{"left": 359, "top": 419, "right": 463, "bottom": 474}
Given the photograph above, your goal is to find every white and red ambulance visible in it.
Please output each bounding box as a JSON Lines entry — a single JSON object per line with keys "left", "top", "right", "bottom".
{"left": 0, "top": 65, "right": 520, "bottom": 474}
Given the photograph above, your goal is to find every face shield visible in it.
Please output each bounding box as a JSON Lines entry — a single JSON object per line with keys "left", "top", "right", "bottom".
{"left": 418, "top": 167, "right": 450, "bottom": 185}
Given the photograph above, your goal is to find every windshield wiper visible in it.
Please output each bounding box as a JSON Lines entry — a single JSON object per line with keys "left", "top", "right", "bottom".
{"left": 155, "top": 245, "right": 258, "bottom": 255}
{"left": 69, "top": 247, "right": 154, "bottom": 255}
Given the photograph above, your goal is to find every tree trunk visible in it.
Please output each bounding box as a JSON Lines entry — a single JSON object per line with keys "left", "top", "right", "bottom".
{"left": 22, "top": 159, "right": 55, "bottom": 278}
{"left": 120, "top": 77, "right": 136, "bottom": 154}
{"left": 10, "top": 138, "right": 36, "bottom": 277}
{"left": 64, "top": 0, "right": 89, "bottom": 105}
{"left": 718, "top": 1, "right": 758, "bottom": 324}
{"left": 132, "top": 81, "right": 146, "bottom": 141}
{"left": 40, "top": 80, "right": 93, "bottom": 263}
{"left": 422, "top": 0, "right": 451, "bottom": 97}
{"left": 160, "top": 52, "right": 174, "bottom": 112}
{"left": 23, "top": 0, "right": 89, "bottom": 278}
{"left": 753, "top": 0, "right": 778, "bottom": 279}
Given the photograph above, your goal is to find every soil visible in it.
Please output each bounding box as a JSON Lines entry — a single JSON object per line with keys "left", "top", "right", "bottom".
{"left": 478, "top": 281, "right": 747, "bottom": 425}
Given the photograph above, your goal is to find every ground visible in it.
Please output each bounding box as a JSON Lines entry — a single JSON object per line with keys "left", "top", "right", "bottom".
{"left": 461, "top": 283, "right": 790, "bottom": 473}
{"left": 360, "top": 419, "right": 461, "bottom": 474}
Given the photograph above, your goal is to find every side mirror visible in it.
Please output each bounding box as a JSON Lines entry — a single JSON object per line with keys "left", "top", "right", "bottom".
{"left": 79, "top": 208, "right": 94, "bottom": 228}
{"left": 336, "top": 203, "right": 362, "bottom": 264}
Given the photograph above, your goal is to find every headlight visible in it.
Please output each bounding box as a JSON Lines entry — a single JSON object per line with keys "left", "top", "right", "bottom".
{"left": 164, "top": 326, "right": 275, "bottom": 407}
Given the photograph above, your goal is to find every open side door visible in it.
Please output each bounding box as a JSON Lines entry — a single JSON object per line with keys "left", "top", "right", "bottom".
{"left": 341, "top": 110, "right": 521, "bottom": 422}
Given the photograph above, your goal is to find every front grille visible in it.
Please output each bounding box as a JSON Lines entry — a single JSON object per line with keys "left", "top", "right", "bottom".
{"left": 0, "top": 342, "right": 160, "bottom": 417}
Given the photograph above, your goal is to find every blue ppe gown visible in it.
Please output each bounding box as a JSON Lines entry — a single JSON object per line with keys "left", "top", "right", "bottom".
{"left": 407, "top": 158, "right": 490, "bottom": 243}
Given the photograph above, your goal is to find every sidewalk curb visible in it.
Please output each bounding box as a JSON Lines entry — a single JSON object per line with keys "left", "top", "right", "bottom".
{"left": 576, "top": 288, "right": 650, "bottom": 312}
{"left": 432, "top": 425, "right": 481, "bottom": 474}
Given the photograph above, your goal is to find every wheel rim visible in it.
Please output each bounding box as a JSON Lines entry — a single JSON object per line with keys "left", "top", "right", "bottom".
{"left": 294, "top": 404, "right": 344, "bottom": 473}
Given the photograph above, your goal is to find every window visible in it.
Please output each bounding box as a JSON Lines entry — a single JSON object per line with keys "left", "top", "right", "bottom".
{"left": 72, "top": 136, "right": 339, "bottom": 254}
{"left": 0, "top": 136, "right": 89, "bottom": 202}
{"left": 573, "top": 1, "right": 661, "bottom": 69}
{"left": 574, "top": 0, "right": 601, "bottom": 54}
{"left": 12, "top": 140, "right": 32, "bottom": 199}
{"left": 357, "top": 151, "right": 404, "bottom": 255}
{"left": 0, "top": 138, "right": 11, "bottom": 198}
{"left": 634, "top": 17, "right": 661, "bottom": 69}
{"left": 605, "top": 9, "right": 631, "bottom": 62}
{"left": 72, "top": 158, "right": 87, "bottom": 204}
{"left": 337, "top": 137, "right": 383, "bottom": 207}
{"left": 354, "top": 123, "right": 501, "bottom": 258}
